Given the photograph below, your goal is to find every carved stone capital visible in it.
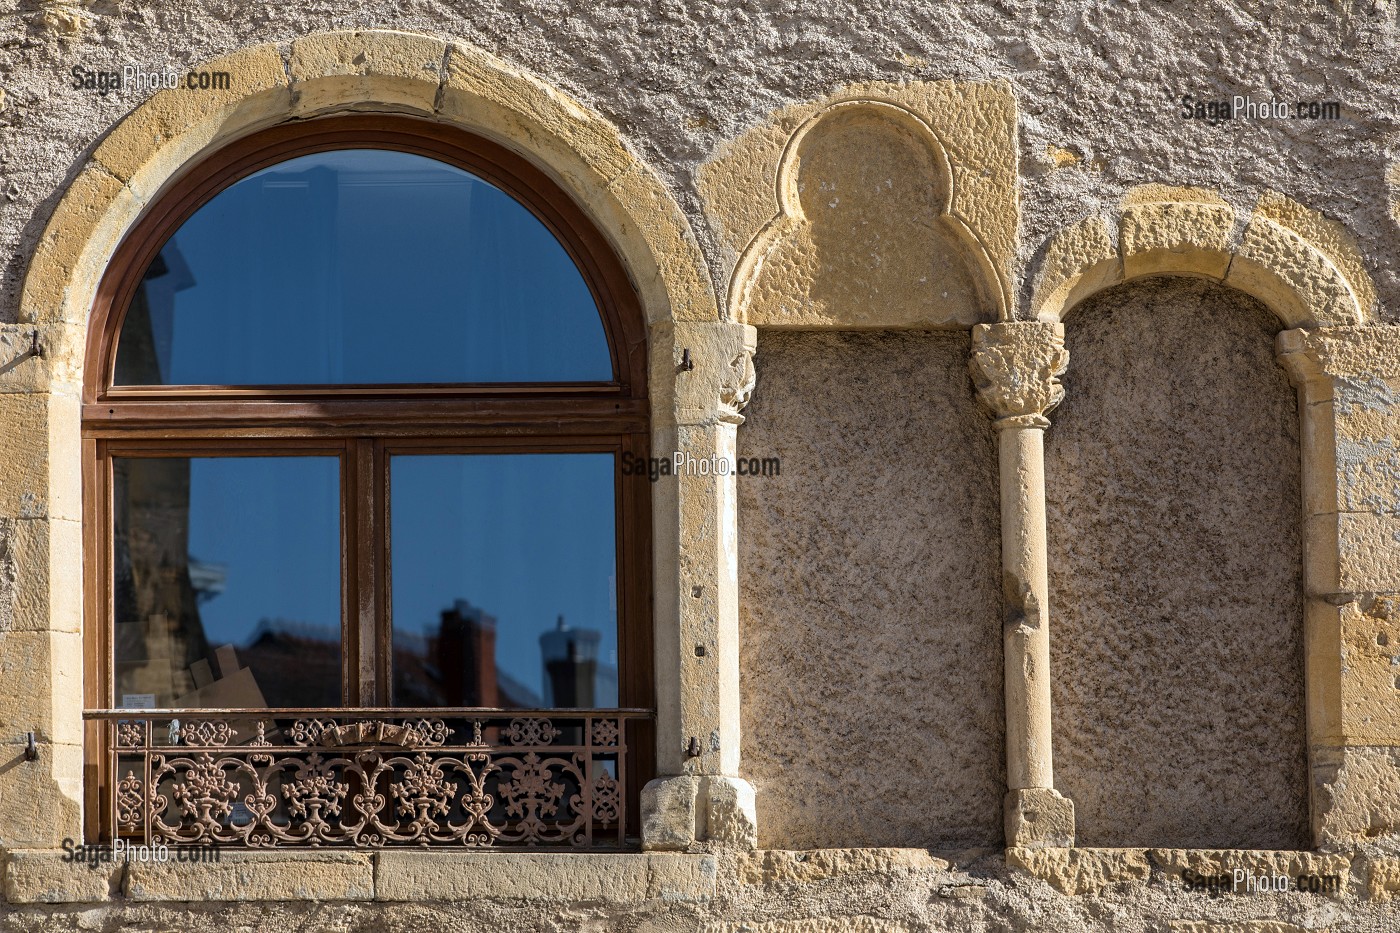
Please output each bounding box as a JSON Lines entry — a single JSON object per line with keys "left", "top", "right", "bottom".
{"left": 667, "top": 322, "right": 759, "bottom": 427}
{"left": 970, "top": 322, "right": 1068, "bottom": 427}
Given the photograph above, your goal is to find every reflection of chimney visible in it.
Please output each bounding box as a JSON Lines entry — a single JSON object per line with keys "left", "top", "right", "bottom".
{"left": 539, "top": 614, "right": 600, "bottom": 708}
{"left": 438, "top": 599, "right": 498, "bottom": 707}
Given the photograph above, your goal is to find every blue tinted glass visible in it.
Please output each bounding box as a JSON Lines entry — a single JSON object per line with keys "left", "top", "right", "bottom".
{"left": 114, "top": 149, "right": 612, "bottom": 385}
{"left": 389, "top": 454, "right": 618, "bottom": 709}
{"left": 112, "top": 456, "right": 341, "bottom": 708}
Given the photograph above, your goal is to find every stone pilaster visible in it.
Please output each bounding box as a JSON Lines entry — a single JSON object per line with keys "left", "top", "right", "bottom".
{"left": 970, "top": 321, "right": 1075, "bottom": 848}
{"left": 642, "top": 320, "right": 758, "bottom": 850}
{"left": 1277, "top": 326, "right": 1400, "bottom": 848}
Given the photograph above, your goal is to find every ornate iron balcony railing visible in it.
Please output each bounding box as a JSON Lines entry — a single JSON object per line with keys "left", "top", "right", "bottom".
{"left": 84, "top": 708, "right": 651, "bottom": 849}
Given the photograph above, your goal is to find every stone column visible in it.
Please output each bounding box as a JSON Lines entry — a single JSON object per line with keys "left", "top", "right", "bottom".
{"left": 970, "top": 321, "right": 1075, "bottom": 849}
{"left": 642, "top": 320, "right": 759, "bottom": 850}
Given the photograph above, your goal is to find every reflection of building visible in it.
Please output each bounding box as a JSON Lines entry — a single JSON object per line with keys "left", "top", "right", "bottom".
{"left": 540, "top": 615, "right": 617, "bottom": 708}
{"left": 394, "top": 599, "right": 540, "bottom": 708}
{"left": 237, "top": 619, "right": 341, "bottom": 707}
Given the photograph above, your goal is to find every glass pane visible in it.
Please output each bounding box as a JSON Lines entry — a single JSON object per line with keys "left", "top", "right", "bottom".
{"left": 113, "top": 457, "right": 341, "bottom": 708}
{"left": 390, "top": 454, "right": 618, "bottom": 709}
{"left": 113, "top": 149, "right": 612, "bottom": 386}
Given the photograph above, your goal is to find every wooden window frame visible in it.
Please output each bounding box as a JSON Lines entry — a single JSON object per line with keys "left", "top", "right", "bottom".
{"left": 81, "top": 114, "right": 655, "bottom": 842}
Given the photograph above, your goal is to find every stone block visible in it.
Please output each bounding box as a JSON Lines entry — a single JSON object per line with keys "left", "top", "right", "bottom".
{"left": 439, "top": 41, "right": 633, "bottom": 187}
{"left": 1119, "top": 200, "right": 1234, "bottom": 281}
{"left": 93, "top": 44, "right": 291, "bottom": 196}
{"left": 703, "top": 921, "right": 911, "bottom": 933}
{"left": 1313, "top": 745, "right": 1400, "bottom": 845}
{"left": 605, "top": 165, "right": 718, "bottom": 325}
{"left": 22, "top": 167, "right": 141, "bottom": 326}
{"left": 124, "top": 850, "right": 373, "bottom": 901}
{"left": 6, "top": 518, "right": 83, "bottom": 635}
{"left": 0, "top": 629, "right": 83, "bottom": 747}
{"left": 1004, "top": 787, "right": 1075, "bottom": 848}
{"left": 4, "top": 849, "right": 119, "bottom": 904}
{"left": 289, "top": 30, "right": 444, "bottom": 116}
{"left": 1005, "top": 846, "right": 1150, "bottom": 896}
{"left": 1367, "top": 856, "right": 1400, "bottom": 901}
{"left": 1227, "top": 216, "right": 1362, "bottom": 328}
{"left": 641, "top": 774, "right": 698, "bottom": 851}
{"left": 1031, "top": 214, "right": 1122, "bottom": 321}
{"left": 703, "top": 775, "right": 757, "bottom": 848}
{"left": 372, "top": 850, "right": 714, "bottom": 901}
{"left": 1170, "top": 918, "right": 1321, "bottom": 924}
{"left": 0, "top": 741, "right": 83, "bottom": 847}
{"left": 737, "top": 848, "right": 944, "bottom": 886}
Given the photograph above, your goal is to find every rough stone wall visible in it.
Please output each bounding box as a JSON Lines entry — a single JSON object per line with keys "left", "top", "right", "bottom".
{"left": 2, "top": 2, "right": 1397, "bottom": 324}
{"left": 1045, "top": 276, "right": 1308, "bottom": 850}
{"left": 737, "top": 331, "right": 1004, "bottom": 849}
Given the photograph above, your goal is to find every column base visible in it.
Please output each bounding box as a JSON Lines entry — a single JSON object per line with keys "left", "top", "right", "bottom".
{"left": 702, "top": 775, "right": 758, "bottom": 849}
{"left": 640, "top": 775, "right": 698, "bottom": 851}
{"left": 1005, "top": 787, "right": 1075, "bottom": 849}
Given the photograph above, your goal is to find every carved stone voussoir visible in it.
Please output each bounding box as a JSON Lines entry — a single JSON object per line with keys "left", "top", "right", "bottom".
{"left": 970, "top": 322, "right": 1069, "bottom": 427}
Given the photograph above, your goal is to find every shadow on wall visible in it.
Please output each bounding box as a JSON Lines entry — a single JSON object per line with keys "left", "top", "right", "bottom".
{"left": 1046, "top": 275, "right": 1308, "bottom": 850}
{"left": 738, "top": 331, "right": 1004, "bottom": 850}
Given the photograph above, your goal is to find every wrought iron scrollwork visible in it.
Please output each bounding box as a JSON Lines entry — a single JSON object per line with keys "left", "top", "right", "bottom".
{"left": 87, "top": 708, "right": 646, "bottom": 850}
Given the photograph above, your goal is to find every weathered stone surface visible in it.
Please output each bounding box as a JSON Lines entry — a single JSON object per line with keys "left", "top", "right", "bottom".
{"left": 1170, "top": 918, "right": 1321, "bottom": 924}
{"left": 373, "top": 851, "right": 715, "bottom": 902}
{"left": 1313, "top": 746, "right": 1400, "bottom": 845}
{"left": 702, "top": 81, "right": 1018, "bottom": 323}
{"left": 1005, "top": 788, "right": 1075, "bottom": 849}
{"left": 1227, "top": 216, "right": 1364, "bottom": 328}
{"left": 1006, "top": 846, "right": 1151, "bottom": 895}
{"left": 642, "top": 774, "right": 699, "bottom": 851}
{"left": 289, "top": 30, "right": 444, "bottom": 115}
{"left": 738, "top": 332, "right": 1003, "bottom": 850}
{"left": 1119, "top": 198, "right": 1235, "bottom": 281}
{"left": 737, "top": 848, "right": 944, "bottom": 886}
{"left": 4, "top": 850, "right": 120, "bottom": 904}
{"left": 1046, "top": 277, "right": 1308, "bottom": 850}
{"left": 1031, "top": 215, "right": 1122, "bottom": 322}
{"left": 1153, "top": 849, "right": 1350, "bottom": 893}
{"left": 91, "top": 44, "right": 291, "bottom": 197}
{"left": 124, "top": 850, "right": 374, "bottom": 901}
{"left": 704, "top": 921, "right": 911, "bottom": 933}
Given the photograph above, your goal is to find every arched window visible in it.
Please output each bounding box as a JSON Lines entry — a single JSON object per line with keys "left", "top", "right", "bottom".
{"left": 83, "top": 116, "right": 652, "bottom": 847}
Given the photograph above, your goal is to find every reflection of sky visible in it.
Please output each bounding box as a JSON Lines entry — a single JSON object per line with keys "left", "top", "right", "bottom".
{"left": 120, "top": 149, "right": 612, "bottom": 385}
{"left": 390, "top": 454, "right": 618, "bottom": 700}
{"left": 183, "top": 454, "right": 618, "bottom": 703}
{"left": 185, "top": 457, "right": 341, "bottom": 647}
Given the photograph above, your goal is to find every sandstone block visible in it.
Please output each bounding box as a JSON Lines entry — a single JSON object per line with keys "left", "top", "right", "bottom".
{"left": 4, "top": 849, "right": 119, "bottom": 904}
{"left": 1005, "top": 846, "right": 1150, "bottom": 896}
{"left": 124, "top": 850, "right": 373, "bottom": 901}
{"left": 289, "top": 30, "right": 444, "bottom": 116}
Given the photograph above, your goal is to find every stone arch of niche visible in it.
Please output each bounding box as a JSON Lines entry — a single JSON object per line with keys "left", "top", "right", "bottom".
{"left": 726, "top": 99, "right": 1006, "bottom": 326}
{"left": 701, "top": 83, "right": 1019, "bottom": 849}
{"left": 1014, "top": 184, "right": 1381, "bottom": 853}
{"left": 702, "top": 81, "right": 1020, "bottom": 329}
{"left": 13, "top": 29, "right": 757, "bottom": 850}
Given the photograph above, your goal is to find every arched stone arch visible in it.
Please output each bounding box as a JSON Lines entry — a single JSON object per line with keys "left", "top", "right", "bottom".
{"left": 1022, "top": 185, "right": 1383, "bottom": 850}
{"left": 1030, "top": 186, "right": 1374, "bottom": 328}
{"left": 14, "top": 30, "right": 756, "bottom": 849}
